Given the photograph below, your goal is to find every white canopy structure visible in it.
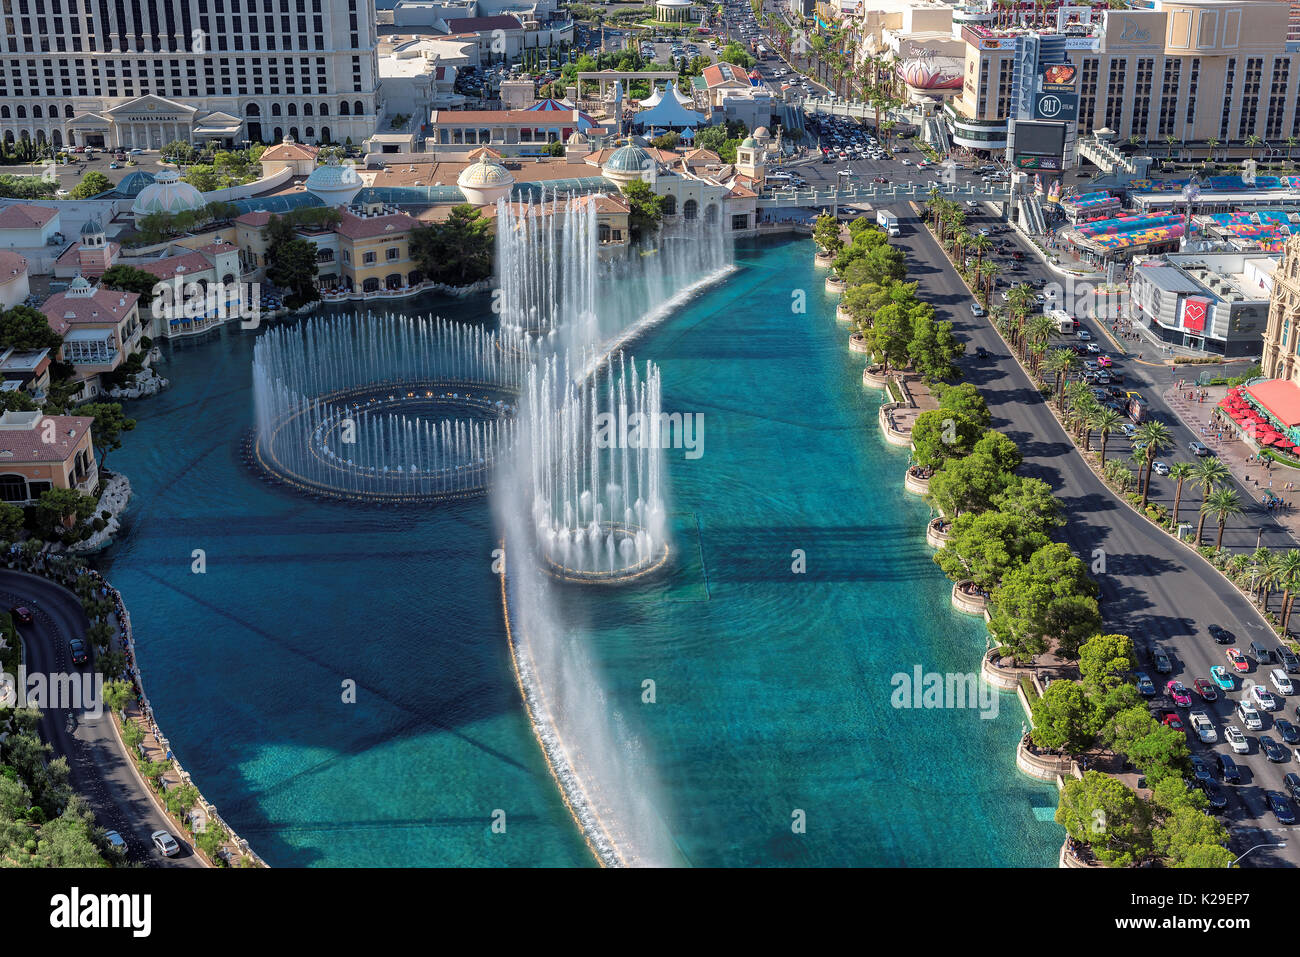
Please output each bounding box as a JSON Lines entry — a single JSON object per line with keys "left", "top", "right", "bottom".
{"left": 632, "top": 84, "right": 706, "bottom": 130}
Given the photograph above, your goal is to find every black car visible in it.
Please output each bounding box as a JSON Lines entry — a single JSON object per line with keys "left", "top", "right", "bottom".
{"left": 1198, "top": 779, "right": 1229, "bottom": 811}
{"left": 1276, "top": 717, "right": 1300, "bottom": 745}
{"left": 1209, "top": 624, "right": 1235, "bottom": 644}
{"left": 1285, "top": 772, "right": 1300, "bottom": 802}
{"left": 1260, "top": 734, "right": 1289, "bottom": 763}
{"left": 1280, "top": 647, "right": 1300, "bottom": 674}
{"left": 974, "top": 346, "right": 989, "bottom": 359}
{"left": 67, "top": 637, "right": 88, "bottom": 667}
{"left": 1267, "top": 791, "right": 1297, "bottom": 825}
{"left": 1153, "top": 649, "right": 1173, "bottom": 674}
{"left": 1215, "top": 752, "right": 1241, "bottom": 783}
{"left": 1190, "top": 754, "right": 1214, "bottom": 782}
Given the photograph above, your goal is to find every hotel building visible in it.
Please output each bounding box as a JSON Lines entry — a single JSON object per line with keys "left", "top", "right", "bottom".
{"left": 0, "top": 0, "right": 382, "bottom": 151}
{"left": 1261, "top": 235, "right": 1300, "bottom": 380}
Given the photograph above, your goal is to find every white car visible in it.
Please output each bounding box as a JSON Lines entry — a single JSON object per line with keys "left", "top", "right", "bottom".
{"left": 1225, "top": 725, "right": 1250, "bottom": 753}
{"left": 104, "top": 830, "right": 127, "bottom": 855}
{"left": 1151, "top": 461, "right": 1170, "bottom": 476}
{"left": 971, "top": 302, "right": 985, "bottom": 317}
{"left": 1237, "top": 700, "right": 1263, "bottom": 730}
{"left": 1250, "top": 684, "right": 1280, "bottom": 711}
{"left": 1270, "top": 668, "right": 1294, "bottom": 695}
{"left": 1189, "top": 710, "right": 1217, "bottom": 743}
{"left": 151, "top": 830, "right": 180, "bottom": 857}
{"left": 900, "top": 159, "right": 911, "bottom": 166}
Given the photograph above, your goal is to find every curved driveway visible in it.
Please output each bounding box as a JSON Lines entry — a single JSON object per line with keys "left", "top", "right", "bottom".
{"left": 0, "top": 568, "right": 201, "bottom": 868}
{"left": 901, "top": 209, "right": 1300, "bottom": 867}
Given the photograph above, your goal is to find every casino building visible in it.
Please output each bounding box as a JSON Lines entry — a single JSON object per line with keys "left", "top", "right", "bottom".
{"left": 0, "top": 0, "right": 382, "bottom": 151}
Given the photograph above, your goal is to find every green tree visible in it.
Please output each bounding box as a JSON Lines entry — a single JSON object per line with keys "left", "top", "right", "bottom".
{"left": 1201, "top": 486, "right": 1244, "bottom": 551}
{"left": 0, "top": 500, "right": 23, "bottom": 540}
{"left": 78, "top": 402, "right": 136, "bottom": 470}
{"left": 1191, "top": 457, "right": 1232, "bottom": 544}
{"left": 933, "top": 382, "right": 991, "bottom": 429}
{"left": 1134, "top": 420, "right": 1173, "bottom": 507}
{"left": 910, "top": 409, "right": 984, "bottom": 469}
{"left": 935, "top": 509, "right": 1049, "bottom": 592}
{"left": 1030, "top": 679, "right": 1098, "bottom": 753}
{"left": 619, "top": 179, "right": 665, "bottom": 242}
{"left": 408, "top": 204, "right": 494, "bottom": 286}
{"left": 35, "top": 487, "right": 98, "bottom": 538}
{"left": 928, "top": 451, "right": 1011, "bottom": 517}
{"left": 1167, "top": 461, "right": 1195, "bottom": 527}
{"left": 907, "top": 315, "right": 963, "bottom": 382}
{"left": 100, "top": 264, "right": 163, "bottom": 308}
{"left": 989, "top": 542, "right": 1101, "bottom": 660}
{"left": 265, "top": 235, "right": 321, "bottom": 308}
{"left": 990, "top": 476, "right": 1064, "bottom": 534}
{"left": 0, "top": 304, "right": 63, "bottom": 351}
{"left": 1056, "top": 771, "right": 1154, "bottom": 867}
{"left": 970, "top": 428, "right": 1022, "bottom": 474}
{"left": 1110, "top": 705, "right": 1191, "bottom": 784}
{"left": 1078, "top": 633, "right": 1137, "bottom": 696}
{"left": 69, "top": 170, "right": 113, "bottom": 199}
{"left": 1154, "top": 805, "right": 1233, "bottom": 868}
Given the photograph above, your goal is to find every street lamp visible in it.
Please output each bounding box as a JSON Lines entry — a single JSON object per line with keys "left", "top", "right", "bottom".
{"left": 1229, "top": 841, "right": 1286, "bottom": 866}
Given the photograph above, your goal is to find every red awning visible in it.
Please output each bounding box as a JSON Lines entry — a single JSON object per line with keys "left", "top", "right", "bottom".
{"left": 1245, "top": 379, "right": 1300, "bottom": 428}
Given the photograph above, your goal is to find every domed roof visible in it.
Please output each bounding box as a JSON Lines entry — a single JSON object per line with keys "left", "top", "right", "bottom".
{"left": 753, "top": 126, "right": 770, "bottom": 139}
{"left": 739, "top": 136, "right": 758, "bottom": 150}
{"left": 457, "top": 152, "right": 514, "bottom": 189}
{"left": 116, "top": 170, "right": 157, "bottom": 198}
{"left": 305, "top": 157, "right": 363, "bottom": 191}
{"left": 80, "top": 215, "right": 103, "bottom": 236}
{"left": 566, "top": 130, "right": 589, "bottom": 146}
{"left": 132, "top": 168, "right": 207, "bottom": 217}
{"left": 604, "top": 144, "right": 653, "bottom": 173}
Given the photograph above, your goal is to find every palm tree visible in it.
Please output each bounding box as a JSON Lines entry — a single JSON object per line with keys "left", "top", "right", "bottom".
{"left": 1255, "top": 547, "right": 1282, "bottom": 612}
{"left": 1288, "top": 136, "right": 1299, "bottom": 170}
{"left": 980, "top": 261, "right": 1000, "bottom": 302}
{"left": 1202, "top": 487, "right": 1244, "bottom": 550}
{"left": 1092, "top": 408, "right": 1124, "bottom": 462}
{"left": 1205, "top": 137, "right": 1220, "bottom": 166}
{"left": 1167, "top": 462, "right": 1195, "bottom": 527}
{"left": 968, "top": 233, "right": 993, "bottom": 274}
{"left": 1191, "top": 457, "right": 1232, "bottom": 544}
{"left": 1245, "top": 133, "right": 1264, "bottom": 165}
{"left": 1046, "top": 348, "right": 1075, "bottom": 407}
{"left": 1134, "top": 421, "right": 1173, "bottom": 507}
{"left": 1275, "top": 549, "right": 1300, "bottom": 633}
{"left": 1165, "top": 134, "right": 1178, "bottom": 160}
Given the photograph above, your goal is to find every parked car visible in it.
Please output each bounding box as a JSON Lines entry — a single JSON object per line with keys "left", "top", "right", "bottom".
{"left": 1280, "top": 646, "right": 1300, "bottom": 674}
{"left": 1189, "top": 710, "right": 1217, "bottom": 743}
{"left": 1153, "top": 649, "right": 1173, "bottom": 673}
{"left": 1192, "top": 678, "right": 1217, "bottom": 701}
{"left": 1224, "top": 726, "right": 1249, "bottom": 756}
{"left": 1226, "top": 647, "right": 1249, "bottom": 672}
{"left": 1271, "top": 668, "right": 1294, "bottom": 695}
{"left": 1284, "top": 772, "right": 1300, "bottom": 802}
{"left": 1198, "top": 778, "right": 1229, "bottom": 811}
{"left": 1166, "top": 680, "right": 1192, "bottom": 706}
{"left": 1261, "top": 735, "right": 1290, "bottom": 762}
{"left": 103, "top": 830, "right": 127, "bottom": 856}
{"left": 1237, "top": 700, "right": 1264, "bottom": 730}
{"left": 1135, "top": 671, "right": 1156, "bottom": 696}
{"left": 1160, "top": 710, "right": 1184, "bottom": 731}
{"left": 1267, "top": 791, "right": 1296, "bottom": 824}
{"left": 1250, "top": 684, "right": 1280, "bottom": 711}
{"left": 1189, "top": 753, "right": 1214, "bottom": 781}
{"left": 1217, "top": 750, "right": 1243, "bottom": 780}
{"left": 1274, "top": 717, "right": 1300, "bottom": 745}
{"left": 1210, "top": 666, "right": 1235, "bottom": 691}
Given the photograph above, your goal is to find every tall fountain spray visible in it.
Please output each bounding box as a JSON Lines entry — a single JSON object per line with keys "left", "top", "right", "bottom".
{"left": 525, "top": 351, "right": 668, "bottom": 582}
{"left": 251, "top": 314, "right": 527, "bottom": 502}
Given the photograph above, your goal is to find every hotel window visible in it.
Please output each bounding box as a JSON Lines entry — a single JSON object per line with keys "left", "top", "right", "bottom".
{"left": 363, "top": 251, "right": 375, "bottom": 264}
{"left": 1186, "top": 58, "right": 1199, "bottom": 127}
{"left": 1104, "top": 61, "right": 1125, "bottom": 132}
{"left": 386, "top": 246, "right": 399, "bottom": 261}
{"left": 1221, "top": 57, "right": 1236, "bottom": 141}
{"left": 1236, "top": 57, "right": 1262, "bottom": 141}
{"left": 1157, "top": 60, "right": 1180, "bottom": 137}
{"left": 1267, "top": 59, "right": 1289, "bottom": 140}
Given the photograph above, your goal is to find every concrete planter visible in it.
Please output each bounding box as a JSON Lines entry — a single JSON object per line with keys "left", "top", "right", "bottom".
{"left": 836, "top": 302, "right": 853, "bottom": 322}
{"left": 951, "top": 580, "right": 987, "bottom": 614}
{"left": 848, "top": 332, "right": 870, "bottom": 354}
{"left": 926, "top": 517, "right": 952, "bottom": 549}
{"left": 979, "top": 648, "right": 1022, "bottom": 691}
{"left": 815, "top": 250, "right": 836, "bottom": 268}
{"left": 862, "top": 365, "right": 891, "bottom": 388}
{"left": 1017, "top": 735, "right": 1075, "bottom": 782}
{"left": 826, "top": 275, "right": 848, "bottom": 293}
{"left": 904, "top": 467, "right": 931, "bottom": 495}
{"left": 1060, "top": 839, "right": 1098, "bottom": 869}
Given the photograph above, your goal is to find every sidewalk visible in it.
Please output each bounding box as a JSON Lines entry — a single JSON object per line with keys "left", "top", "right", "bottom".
{"left": 1161, "top": 381, "right": 1300, "bottom": 542}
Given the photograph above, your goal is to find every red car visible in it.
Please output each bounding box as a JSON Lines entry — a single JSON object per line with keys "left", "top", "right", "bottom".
{"left": 10, "top": 606, "right": 32, "bottom": 625}
{"left": 1166, "top": 680, "right": 1192, "bottom": 707}
{"left": 873, "top": 175, "right": 888, "bottom": 183}
{"left": 1226, "top": 647, "right": 1249, "bottom": 673}
{"left": 1192, "top": 678, "right": 1218, "bottom": 701}
{"left": 1161, "top": 711, "right": 1184, "bottom": 731}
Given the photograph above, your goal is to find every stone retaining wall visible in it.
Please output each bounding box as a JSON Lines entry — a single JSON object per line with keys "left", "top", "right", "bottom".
{"left": 848, "top": 333, "right": 870, "bottom": 354}
{"left": 950, "top": 580, "right": 987, "bottom": 614}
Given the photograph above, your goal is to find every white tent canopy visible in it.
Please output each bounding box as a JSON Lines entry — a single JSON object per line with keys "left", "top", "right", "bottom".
{"left": 632, "top": 84, "right": 706, "bottom": 130}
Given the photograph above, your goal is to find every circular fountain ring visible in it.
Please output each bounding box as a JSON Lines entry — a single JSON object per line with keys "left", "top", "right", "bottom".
{"left": 538, "top": 521, "right": 671, "bottom": 584}
{"left": 252, "top": 379, "right": 518, "bottom": 503}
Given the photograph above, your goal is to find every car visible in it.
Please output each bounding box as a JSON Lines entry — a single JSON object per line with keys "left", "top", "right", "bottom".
{"left": 1224, "top": 726, "right": 1249, "bottom": 756}
{"left": 1083, "top": 360, "right": 1099, "bottom": 372}
{"left": 1267, "top": 790, "right": 1297, "bottom": 824}
{"left": 1192, "top": 678, "right": 1217, "bottom": 701}
{"left": 1120, "top": 423, "right": 1138, "bottom": 439}
{"left": 1076, "top": 329, "right": 1091, "bottom": 341}
{"left": 1210, "top": 665, "right": 1235, "bottom": 690}
{"left": 971, "top": 302, "right": 985, "bottom": 317}
{"left": 1153, "top": 649, "right": 1173, "bottom": 673}
{"left": 67, "top": 637, "right": 88, "bottom": 666}
{"left": 151, "top": 830, "right": 180, "bottom": 857}
{"left": 1271, "top": 668, "right": 1295, "bottom": 695}
{"left": 1152, "top": 461, "right": 1171, "bottom": 476}
{"left": 1096, "top": 355, "right": 1112, "bottom": 368}
{"left": 1278, "top": 646, "right": 1300, "bottom": 674}
{"left": 1166, "top": 680, "right": 1192, "bottom": 706}
{"left": 10, "top": 605, "right": 32, "bottom": 624}
{"left": 103, "top": 829, "right": 127, "bottom": 856}
{"left": 873, "top": 175, "right": 888, "bottom": 183}
{"left": 900, "top": 158, "right": 911, "bottom": 166}
{"left": 1211, "top": 748, "right": 1242, "bottom": 780}
{"left": 1198, "top": 778, "right": 1229, "bottom": 811}
{"left": 128, "top": 147, "right": 144, "bottom": 155}
{"left": 1160, "top": 710, "right": 1184, "bottom": 731}
{"left": 1209, "top": 624, "right": 1235, "bottom": 645}
{"left": 974, "top": 346, "right": 990, "bottom": 359}
{"left": 1136, "top": 671, "right": 1156, "bottom": 696}
{"left": 1250, "top": 685, "right": 1279, "bottom": 711}
{"left": 1261, "top": 734, "right": 1289, "bottom": 762}
{"left": 1189, "top": 711, "right": 1217, "bottom": 742}
{"left": 1285, "top": 772, "right": 1300, "bottom": 801}
{"left": 1275, "top": 717, "right": 1300, "bottom": 745}
{"left": 1237, "top": 700, "right": 1263, "bottom": 730}
{"left": 1011, "top": 250, "right": 1025, "bottom": 260}
{"left": 1189, "top": 753, "right": 1215, "bottom": 781}
{"left": 1188, "top": 440, "right": 1211, "bottom": 456}
{"left": 1226, "top": 647, "right": 1249, "bottom": 672}
{"left": 1086, "top": 342, "right": 1102, "bottom": 353}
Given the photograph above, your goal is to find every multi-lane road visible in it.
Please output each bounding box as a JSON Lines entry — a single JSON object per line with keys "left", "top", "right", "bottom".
{"left": 0, "top": 569, "right": 201, "bottom": 867}
{"left": 893, "top": 204, "right": 1300, "bottom": 866}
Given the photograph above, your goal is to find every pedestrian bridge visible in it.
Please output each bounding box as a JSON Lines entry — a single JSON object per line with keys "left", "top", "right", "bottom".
{"left": 757, "top": 181, "right": 1012, "bottom": 208}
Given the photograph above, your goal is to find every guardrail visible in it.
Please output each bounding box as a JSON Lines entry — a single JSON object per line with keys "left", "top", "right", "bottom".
{"left": 758, "top": 181, "right": 1012, "bottom": 208}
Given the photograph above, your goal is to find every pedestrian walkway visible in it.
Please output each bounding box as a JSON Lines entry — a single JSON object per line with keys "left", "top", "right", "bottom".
{"left": 1162, "top": 381, "right": 1300, "bottom": 542}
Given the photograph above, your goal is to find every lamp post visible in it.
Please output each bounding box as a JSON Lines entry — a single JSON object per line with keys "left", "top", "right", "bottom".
{"left": 1180, "top": 174, "right": 1201, "bottom": 251}
{"left": 1229, "top": 841, "right": 1286, "bottom": 866}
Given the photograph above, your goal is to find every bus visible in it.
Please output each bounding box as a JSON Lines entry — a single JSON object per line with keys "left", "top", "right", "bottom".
{"left": 765, "top": 172, "right": 793, "bottom": 188}
{"left": 756, "top": 44, "right": 770, "bottom": 60}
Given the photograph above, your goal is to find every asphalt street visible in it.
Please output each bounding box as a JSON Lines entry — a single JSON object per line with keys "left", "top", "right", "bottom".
{"left": 899, "top": 208, "right": 1300, "bottom": 866}
{"left": 0, "top": 569, "right": 201, "bottom": 867}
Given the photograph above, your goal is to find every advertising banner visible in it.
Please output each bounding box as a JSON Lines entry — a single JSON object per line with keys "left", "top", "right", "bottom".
{"left": 1180, "top": 296, "right": 1211, "bottom": 332}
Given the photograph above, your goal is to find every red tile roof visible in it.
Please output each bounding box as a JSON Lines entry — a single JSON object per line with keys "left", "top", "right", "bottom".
{"left": 0, "top": 251, "right": 28, "bottom": 281}
{"left": 0, "top": 204, "right": 58, "bottom": 229}
{"left": 133, "top": 251, "right": 215, "bottom": 280}
{"left": 261, "top": 140, "right": 321, "bottom": 162}
{"left": 702, "top": 63, "right": 750, "bottom": 88}
{"left": 236, "top": 210, "right": 274, "bottom": 227}
{"left": 41, "top": 287, "right": 139, "bottom": 335}
{"left": 334, "top": 208, "right": 419, "bottom": 240}
{"left": 0, "top": 414, "right": 93, "bottom": 463}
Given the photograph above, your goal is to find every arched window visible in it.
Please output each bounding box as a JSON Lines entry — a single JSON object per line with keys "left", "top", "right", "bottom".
{"left": 385, "top": 273, "right": 402, "bottom": 289}
{"left": 354, "top": 100, "right": 363, "bottom": 116}
{"left": 32, "top": 106, "right": 42, "bottom": 119}
{"left": 362, "top": 276, "right": 380, "bottom": 292}
{"left": 64, "top": 104, "right": 73, "bottom": 118}
{"left": 683, "top": 199, "right": 698, "bottom": 221}
{"left": 49, "top": 104, "right": 58, "bottom": 119}
{"left": 339, "top": 101, "right": 350, "bottom": 116}
{"left": 321, "top": 126, "right": 331, "bottom": 144}
{"left": 52, "top": 130, "right": 62, "bottom": 149}
{"left": 0, "top": 474, "right": 27, "bottom": 503}
{"left": 271, "top": 103, "right": 282, "bottom": 116}
{"left": 1, "top": 106, "right": 10, "bottom": 119}
{"left": 17, "top": 106, "right": 27, "bottom": 118}
{"left": 289, "top": 127, "right": 299, "bottom": 142}
{"left": 304, "top": 103, "right": 313, "bottom": 116}
{"left": 305, "top": 127, "right": 315, "bottom": 140}
{"left": 222, "top": 273, "right": 236, "bottom": 284}
{"left": 319, "top": 103, "right": 330, "bottom": 116}
{"left": 273, "top": 127, "right": 283, "bottom": 144}
{"left": 246, "top": 103, "right": 261, "bottom": 117}
{"left": 662, "top": 194, "right": 676, "bottom": 215}
{"left": 288, "top": 103, "right": 298, "bottom": 116}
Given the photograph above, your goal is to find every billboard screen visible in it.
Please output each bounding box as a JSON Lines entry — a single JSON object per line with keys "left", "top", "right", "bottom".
{"left": 1040, "top": 63, "right": 1077, "bottom": 91}
{"left": 1034, "top": 91, "right": 1078, "bottom": 122}
{"left": 1012, "top": 120, "right": 1066, "bottom": 171}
